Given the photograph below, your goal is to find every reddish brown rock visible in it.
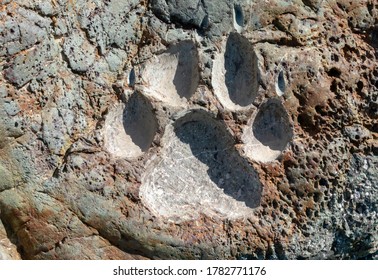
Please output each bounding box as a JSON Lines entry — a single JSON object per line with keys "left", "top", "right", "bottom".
{"left": 0, "top": 0, "right": 377, "bottom": 260}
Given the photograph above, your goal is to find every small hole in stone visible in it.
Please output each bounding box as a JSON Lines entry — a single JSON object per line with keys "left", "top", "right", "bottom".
{"left": 319, "top": 178, "right": 328, "bottom": 187}
{"left": 327, "top": 67, "right": 341, "bottom": 77}
{"left": 272, "top": 200, "right": 278, "bottom": 209}
{"left": 306, "top": 208, "right": 313, "bottom": 218}
{"left": 297, "top": 113, "right": 313, "bottom": 130}
{"left": 357, "top": 80, "right": 363, "bottom": 92}
{"left": 128, "top": 68, "right": 136, "bottom": 87}
{"left": 330, "top": 80, "right": 338, "bottom": 92}
{"left": 329, "top": 36, "right": 340, "bottom": 44}
{"left": 331, "top": 53, "right": 339, "bottom": 62}
{"left": 233, "top": 4, "right": 244, "bottom": 32}
{"left": 314, "top": 192, "right": 322, "bottom": 202}
{"left": 276, "top": 70, "right": 286, "bottom": 96}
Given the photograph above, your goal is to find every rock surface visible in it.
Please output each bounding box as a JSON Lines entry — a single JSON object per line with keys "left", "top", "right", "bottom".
{"left": 0, "top": 0, "right": 377, "bottom": 260}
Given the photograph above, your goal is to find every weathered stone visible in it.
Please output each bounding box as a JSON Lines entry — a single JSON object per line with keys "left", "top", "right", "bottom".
{"left": 0, "top": 6, "right": 51, "bottom": 57}
{"left": 77, "top": 0, "right": 143, "bottom": 54}
{"left": 0, "top": 219, "right": 21, "bottom": 260}
{"left": 0, "top": 163, "right": 13, "bottom": 192}
{"left": 4, "top": 39, "right": 59, "bottom": 87}
{"left": 63, "top": 32, "right": 96, "bottom": 72}
{"left": 0, "top": 0, "right": 377, "bottom": 260}
{"left": 150, "top": 0, "right": 236, "bottom": 36}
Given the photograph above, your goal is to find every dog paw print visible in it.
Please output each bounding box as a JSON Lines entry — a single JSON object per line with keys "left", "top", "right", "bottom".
{"left": 104, "top": 34, "right": 293, "bottom": 222}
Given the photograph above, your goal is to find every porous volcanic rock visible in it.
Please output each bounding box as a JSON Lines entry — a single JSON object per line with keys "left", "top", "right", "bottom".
{"left": 0, "top": 0, "right": 377, "bottom": 260}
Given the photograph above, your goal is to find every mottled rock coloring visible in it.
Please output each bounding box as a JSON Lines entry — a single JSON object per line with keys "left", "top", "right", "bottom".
{"left": 0, "top": 0, "right": 377, "bottom": 260}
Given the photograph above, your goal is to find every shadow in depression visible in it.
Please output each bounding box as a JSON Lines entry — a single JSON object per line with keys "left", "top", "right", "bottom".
{"left": 224, "top": 33, "right": 259, "bottom": 106}
{"left": 174, "top": 111, "right": 262, "bottom": 208}
{"left": 122, "top": 93, "right": 157, "bottom": 152}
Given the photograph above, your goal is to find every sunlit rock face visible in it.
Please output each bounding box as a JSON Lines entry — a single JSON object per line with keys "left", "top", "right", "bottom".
{"left": 0, "top": 0, "right": 377, "bottom": 260}
{"left": 140, "top": 110, "right": 262, "bottom": 222}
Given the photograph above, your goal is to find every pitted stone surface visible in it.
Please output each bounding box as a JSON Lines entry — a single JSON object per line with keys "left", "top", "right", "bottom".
{"left": 63, "top": 32, "right": 96, "bottom": 72}
{"left": 4, "top": 39, "right": 59, "bottom": 87}
{"left": 0, "top": 5, "right": 51, "bottom": 57}
{"left": 77, "top": 0, "right": 142, "bottom": 53}
{"left": 0, "top": 0, "right": 377, "bottom": 260}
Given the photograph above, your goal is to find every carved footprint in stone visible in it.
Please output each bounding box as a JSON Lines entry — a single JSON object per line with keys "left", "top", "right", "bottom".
{"left": 140, "top": 110, "right": 262, "bottom": 221}
{"left": 104, "top": 93, "right": 158, "bottom": 158}
{"left": 212, "top": 33, "right": 260, "bottom": 110}
{"left": 139, "top": 41, "right": 200, "bottom": 106}
{"left": 104, "top": 34, "right": 293, "bottom": 222}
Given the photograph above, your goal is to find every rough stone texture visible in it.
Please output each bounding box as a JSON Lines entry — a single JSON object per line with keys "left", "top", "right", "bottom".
{"left": 0, "top": 219, "right": 21, "bottom": 259}
{"left": 0, "top": 0, "right": 377, "bottom": 260}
